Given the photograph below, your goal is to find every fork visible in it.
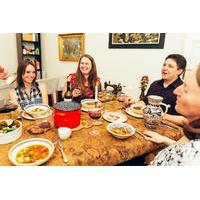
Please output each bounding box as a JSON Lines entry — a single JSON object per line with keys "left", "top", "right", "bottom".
{"left": 57, "top": 139, "right": 68, "bottom": 163}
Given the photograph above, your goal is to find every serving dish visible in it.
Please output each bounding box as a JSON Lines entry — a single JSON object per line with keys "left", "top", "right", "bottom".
{"left": 0, "top": 119, "right": 22, "bottom": 144}
{"left": 24, "top": 104, "right": 50, "bottom": 118}
{"left": 81, "top": 99, "right": 103, "bottom": 112}
{"left": 107, "top": 122, "right": 135, "bottom": 139}
{"left": 8, "top": 138, "right": 54, "bottom": 166}
{"left": 103, "top": 111, "right": 127, "bottom": 122}
{"left": 22, "top": 108, "right": 52, "bottom": 120}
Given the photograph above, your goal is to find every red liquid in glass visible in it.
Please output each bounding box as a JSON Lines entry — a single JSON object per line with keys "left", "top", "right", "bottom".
{"left": 89, "top": 111, "right": 101, "bottom": 119}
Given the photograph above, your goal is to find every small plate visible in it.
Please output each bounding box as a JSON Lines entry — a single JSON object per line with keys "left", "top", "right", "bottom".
{"left": 81, "top": 99, "right": 102, "bottom": 112}
{"left": 22, "top": 109, "right": 52, "bottom": 120}
{"left": 8, "top": 138, "right": 55, "bottom": 166}
{"left": 125, "top": 107, "right": 143, "bottom": 118}
{"left": 103, "top": 111, "right": 127, "bottom": 122}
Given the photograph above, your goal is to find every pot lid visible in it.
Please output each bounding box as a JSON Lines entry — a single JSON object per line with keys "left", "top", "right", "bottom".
{"left": 53, "top": 101, "right": 81, "bottom": 111}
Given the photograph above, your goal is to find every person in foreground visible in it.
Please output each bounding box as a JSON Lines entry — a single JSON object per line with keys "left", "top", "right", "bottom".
{"left": 9, "top": 60, "right": 48, "bottom": 110}
{"left": 62, "top": 54, "right": 101, "bottom": 102}
{"left": 125, "top": 54, "right": 187, "bottom": 115}
{"left": 0, "top": 65, "right": 9, "bottom": 80}
{"left": 142, "top": 64, "right": 200, "bottom": 166}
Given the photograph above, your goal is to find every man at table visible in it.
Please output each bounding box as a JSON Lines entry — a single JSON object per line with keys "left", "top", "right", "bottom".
{"left": 125, "top": 54, "right": 187, "bottom": 115}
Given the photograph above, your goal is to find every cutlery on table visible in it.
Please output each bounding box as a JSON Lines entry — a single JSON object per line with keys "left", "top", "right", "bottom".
{"left": 57, "top": 139, "right": 68, "bottom": 163}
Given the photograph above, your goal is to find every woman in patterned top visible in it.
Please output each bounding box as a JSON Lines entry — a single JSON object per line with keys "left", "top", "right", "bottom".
{"left": 9, "top": 60, "right": 48, "bottom": 110}
{"left": 142, "top": 64, "right": 200, "bottom": 165}
{"left": 62, "top": 54, "right": 101, "bottom": 102}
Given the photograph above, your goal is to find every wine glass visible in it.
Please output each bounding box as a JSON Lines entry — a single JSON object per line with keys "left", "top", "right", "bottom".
{"left": 88, "top": 107, "right": 102, "bottom": 136}
{"left": 117, "top": 91, "right": 125, "bottom": 112}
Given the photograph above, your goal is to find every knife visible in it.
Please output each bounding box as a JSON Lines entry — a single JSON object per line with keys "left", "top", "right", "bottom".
{"left": 57, "top": 139, "right": 68, "bottom": 163}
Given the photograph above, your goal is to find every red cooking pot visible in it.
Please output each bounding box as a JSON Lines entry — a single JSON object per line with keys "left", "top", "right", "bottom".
{"left": 53, "top": 101, "right": 81, "bottom": 128}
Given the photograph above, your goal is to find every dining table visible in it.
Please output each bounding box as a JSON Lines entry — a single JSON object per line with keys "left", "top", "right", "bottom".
{"left": 0, "top": 100, "right": 184, "bottom": 166}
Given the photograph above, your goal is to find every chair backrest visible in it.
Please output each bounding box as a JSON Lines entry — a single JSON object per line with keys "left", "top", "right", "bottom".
{"left": 38, "top": 77, "right": 59, "bottom": 106}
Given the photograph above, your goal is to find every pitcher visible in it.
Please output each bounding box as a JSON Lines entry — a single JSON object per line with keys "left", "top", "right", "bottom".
{"left": 143, "top": 95, "right": 170, "bottom": 129}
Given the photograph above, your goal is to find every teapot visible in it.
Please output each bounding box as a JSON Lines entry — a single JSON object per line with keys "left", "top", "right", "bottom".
{"left": 143, "top": 95, "right": 170, "bottom": 129}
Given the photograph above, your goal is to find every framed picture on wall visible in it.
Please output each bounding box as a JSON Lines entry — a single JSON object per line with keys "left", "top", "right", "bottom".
{"left": 58, "top": 33, "right": 85, "bottom": 61}
{"left": 109, "top": 33, "right": 165, "bottom": 49}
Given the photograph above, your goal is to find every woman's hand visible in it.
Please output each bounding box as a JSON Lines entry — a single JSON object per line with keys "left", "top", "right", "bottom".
{"left": 0, "top": 65, "right": 9, "bottom": 80}
{"left": 72, "top": 88, "right": 82, "bottom": 97}
{"left": 142, "top": 130, "right": 175, "bottom": 145}
{"left": 124, "top": 96, "right": 134, "bottom": 107}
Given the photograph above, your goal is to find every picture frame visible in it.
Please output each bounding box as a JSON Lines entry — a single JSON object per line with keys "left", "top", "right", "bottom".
{"left": 108, "top": 33, "right": 165, "bottom": 49}
{"left": 58, "top": 33, "right": 85, "bottom": 61}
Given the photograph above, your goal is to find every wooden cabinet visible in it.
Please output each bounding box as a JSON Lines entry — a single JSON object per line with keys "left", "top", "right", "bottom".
{"left": 16, "top": 33, "right": 43, "bottom": 79}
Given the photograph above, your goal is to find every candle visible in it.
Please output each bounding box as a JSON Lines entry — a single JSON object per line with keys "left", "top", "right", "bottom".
{"left": 95, "top": 82, "right": 98, "bottom": 101}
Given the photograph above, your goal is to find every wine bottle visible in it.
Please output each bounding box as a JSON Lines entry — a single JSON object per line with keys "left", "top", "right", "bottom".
{"left": 64, "top": 81, "right": 72, "bottom": 102}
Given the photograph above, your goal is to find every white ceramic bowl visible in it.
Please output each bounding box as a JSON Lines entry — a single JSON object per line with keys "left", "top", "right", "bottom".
{"left": 8, "top": 138, "right": 55, "bottom": 166}
{"left": 81, "top": 99, "right": 103, "bottom": 112}
{"left": 107, "top": 122, "right": 135, "bottom": 139}
{"left": 58, "top": 127, "right": 72, "bottom": 140}
{"left": 0, "top": 120, "right": 22, "bottom": 144}
{"left": 24, "top": 104, "right": 50, "bottom": 118}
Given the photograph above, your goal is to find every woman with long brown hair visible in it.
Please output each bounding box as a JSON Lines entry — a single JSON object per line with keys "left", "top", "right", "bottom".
{"left": 9, "top": 60, "right": 48, "bottom": 110}
{"left": 62, "top": 54, "right": 101, "bottom": 102}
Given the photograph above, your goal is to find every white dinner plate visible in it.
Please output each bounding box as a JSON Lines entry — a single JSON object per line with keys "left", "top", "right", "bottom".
{"left": 8, "top": 138, "right": 55, "bottom": 166}
{"left": 103, "top": 111, "right": 127, "bottom": 123}
{"left": 22, "top": 109, "right": 52, "bottom": 120}
{"left": 125, "top": 107, "right": 143, "bottom": 118}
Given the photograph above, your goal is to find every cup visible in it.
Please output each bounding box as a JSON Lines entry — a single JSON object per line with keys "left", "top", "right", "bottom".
{"left": 58, "top": 127, "right": 72, "bottom": 140}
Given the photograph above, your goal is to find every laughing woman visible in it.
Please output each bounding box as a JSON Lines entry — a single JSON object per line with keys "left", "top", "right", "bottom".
{"left": 9, "top": 60, "right": 48, "bottom": 110}
{"left": 62, "top": 54, "right": 101, "bottom": 102}
{"left": 142, "top": 64, "right": 200, "bottom": 165}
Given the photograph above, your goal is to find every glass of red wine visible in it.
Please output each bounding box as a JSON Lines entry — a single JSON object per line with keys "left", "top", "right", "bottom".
{"left": 88, "top": 107, "right": 102, "bottom": 136}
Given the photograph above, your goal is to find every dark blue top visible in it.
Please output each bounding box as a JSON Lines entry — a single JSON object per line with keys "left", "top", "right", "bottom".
{"left": 144, "top": 77, "right": 183, "bottom": 115}
{"left": 184, "top": 119, "right": 200, "bottom": 140}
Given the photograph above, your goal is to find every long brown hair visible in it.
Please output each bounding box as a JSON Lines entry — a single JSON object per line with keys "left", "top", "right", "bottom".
{"left": 72, "top": 54, "right": 99, "bottom": 95}
{"left": 17, "top": 60, "right": 37, "bottom": 88}
{"left": 196, "top": 64, "right": 200, "bottom": 87}
{"left": 16, "top": 60, "right": 40, "bottom": 98}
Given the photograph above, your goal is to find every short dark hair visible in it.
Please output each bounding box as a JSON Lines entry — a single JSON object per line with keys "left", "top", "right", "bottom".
{"left": 165, "top": 54, "right": 187, "bottom": 71}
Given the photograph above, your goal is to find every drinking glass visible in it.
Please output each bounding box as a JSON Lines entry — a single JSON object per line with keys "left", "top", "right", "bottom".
{"left": 117, "top": 92, "right": 125, "bottom": 112}
{"left": 88, "top": 107, "right": 102, "bottom": 136}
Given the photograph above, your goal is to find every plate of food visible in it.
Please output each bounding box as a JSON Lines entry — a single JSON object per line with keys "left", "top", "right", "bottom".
{"left": 125, "top": 104, "right": 145, "bottom": 118}
{"left": 103, "top": 111, "right": 127, "bottom": 123}
{"left": 81, "top": 99, "right": 103, "bottom": 112}
{"left": 22, "top": 104, "right": 52, "bottom": 120}
{"left": 8, "top": 138, "right": 55, "bottom": 166}
{"left": 0, "top": 119, "right": 22, "bottom": 144}
{"left": 107, "top": 122, "right": 135, "bottom": 139}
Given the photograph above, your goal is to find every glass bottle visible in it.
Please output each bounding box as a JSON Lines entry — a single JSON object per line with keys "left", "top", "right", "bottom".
{"left": 64, "top": 81, "right": 72, "bottom": 102}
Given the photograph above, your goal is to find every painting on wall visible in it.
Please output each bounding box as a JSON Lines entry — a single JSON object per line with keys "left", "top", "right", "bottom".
{"left": 58, "top": 33, "right": 85, "bottom": 61}
{"left": 109, "top": 33, "right": 165, "bottom": 49}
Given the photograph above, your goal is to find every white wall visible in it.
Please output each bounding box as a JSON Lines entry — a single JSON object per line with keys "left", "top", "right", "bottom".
{"left": 0, "top": 33, "right": 187, "bottom": 99}
{"left": 0, "top": 33, "right": 18, "bottom": 72}
{"left": 41, "top": 33, "right": 186, "bottom": 98}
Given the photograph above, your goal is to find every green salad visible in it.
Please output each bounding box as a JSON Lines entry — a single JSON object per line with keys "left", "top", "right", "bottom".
{"left": 0, "top": 120, "right": 20, "bottom": 134}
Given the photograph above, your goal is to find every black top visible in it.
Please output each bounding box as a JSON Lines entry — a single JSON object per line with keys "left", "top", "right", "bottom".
{"left": 144, "top": 77, "right": 183, "bottom": 115}
{"left": 184, "top": 119, "right": 200, "bottom": 140}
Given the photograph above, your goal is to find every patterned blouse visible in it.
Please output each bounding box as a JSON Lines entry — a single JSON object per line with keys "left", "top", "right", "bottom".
{"left": 14, "top": 82, "right": 42, "bottom": 110}
{"left": 151, "top": 119, "right": 200, "bottom": 166}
